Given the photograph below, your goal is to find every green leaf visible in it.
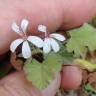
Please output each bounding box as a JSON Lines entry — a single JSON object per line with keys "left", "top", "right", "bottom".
{"left": 66, "top": 23, "right": 96, "bottom": 57}
{"left": 58, "top": 45, "right": 74, "bottom": 64}
{"left": 85, "top": 84, "right": 96, "bottom": 93}
{"left": 24, "top": 53, "right": 62, "bottom": 90}
{"left": 0, "top": 71, "right": 7, "bottom": 78}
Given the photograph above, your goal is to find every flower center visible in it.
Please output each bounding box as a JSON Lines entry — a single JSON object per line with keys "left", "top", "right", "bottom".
{"left": 22, "top": 36, "right": 28, "bottom": 41}
{"left": 45, "top": 31, "right": 50, "bottom": 38}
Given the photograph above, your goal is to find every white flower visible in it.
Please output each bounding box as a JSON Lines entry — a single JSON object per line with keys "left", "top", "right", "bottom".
{"left": 10, "top": 19, "right": 44, "bottom": 59}
{"left": 38, "top": 25, "right": 65, "bottom": 53}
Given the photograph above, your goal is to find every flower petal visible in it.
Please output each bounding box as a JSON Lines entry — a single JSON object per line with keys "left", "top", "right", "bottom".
{"left": 22, "top": 41, "right": 31, "bottom": 59}
{"left": 38, "top": 25, "right": 47, "bottom": 32}
{"left": 50, "top": 33, "right": 65, "bottom": 41}
{"left": 12, "top": 22, "right": 20, "bottom": 34}
{"left": 10, "top": 39, "right": 23, "bottom": 52}
{"left": 43, "top": 38, "right": 51, "bottom": 54}
{"left": 21, "top": 19, "right": 29, "bottom": 33}
{"left": 50, "top": 38, "right": 60, "bottom": 52}
{"left": 27, "top": 36, "right": 44, "bottom": 48}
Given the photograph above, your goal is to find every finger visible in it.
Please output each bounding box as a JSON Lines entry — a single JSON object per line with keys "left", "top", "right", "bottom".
{"left": 0, "top": 71, "right": 42, "bottom": 96}
{"left": 0, "top": 0, "right": 96, "bottom": 54}
{"left": 60, "top": 0, "right": 96, "bottom": 30}
{"left": 61, "top": 66, "right": 82, "bottom": 90}
{"left": 0, "top": 71, "right": 61, "bottom": 96}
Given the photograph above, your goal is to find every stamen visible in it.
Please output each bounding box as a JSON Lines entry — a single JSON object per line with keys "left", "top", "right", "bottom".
{"left": 19, "top": 27, "right": 27, "bottom": 39}
{"left": 45, "top": 31, "right": 50, "bottom": 38}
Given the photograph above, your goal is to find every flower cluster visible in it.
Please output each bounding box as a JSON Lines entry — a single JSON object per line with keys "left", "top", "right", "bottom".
{"left": 10, "top": 19, "right": 65, "bottom": 59}
{"left": 38, "top": 25, "right": 65, "bottom": 53}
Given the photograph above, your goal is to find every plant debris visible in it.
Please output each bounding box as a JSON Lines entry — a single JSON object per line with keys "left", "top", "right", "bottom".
{"left": 10, "top": 52, "right": 24, "bottom": 71}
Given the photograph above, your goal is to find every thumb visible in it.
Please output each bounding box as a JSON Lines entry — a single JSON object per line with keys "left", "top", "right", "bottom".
{"left": 0, "top": 71, "right": 42, "bottom": 96}
{"left": 0, "top": 71, "right": 61, "bottom": 96}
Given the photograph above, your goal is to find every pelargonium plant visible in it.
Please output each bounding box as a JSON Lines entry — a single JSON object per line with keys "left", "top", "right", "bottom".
{"left": 10, "top": 19, "right": 66, "bottom": 90}
{"left": 10, "top": 19, "right": 44, "bottom": 59}
{"left": 9, "top": 17, "right": 96, "bottom": 95}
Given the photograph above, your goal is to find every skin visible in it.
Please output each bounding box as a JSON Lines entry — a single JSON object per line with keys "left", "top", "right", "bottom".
{"left": 61, "top": 66, "right": 82, "bottom": 90}
{"left": 0, "top": 0, "right": 96, "bottom": 95}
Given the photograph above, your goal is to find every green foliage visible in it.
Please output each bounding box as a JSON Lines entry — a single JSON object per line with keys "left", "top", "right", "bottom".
{"left": 24, "top": 53, "right": 62, "bottom": 90}
{"left": 58, "top": 45, "right": 74, "bottom": 64}
{"left": 0, "top": 71, "right": 7, "bottom": 78}
{"left": 84, "top": 84, "right": 96, "bottom": 95}
{"left": 66, "top": 23, "right": 96, "bottom": 58}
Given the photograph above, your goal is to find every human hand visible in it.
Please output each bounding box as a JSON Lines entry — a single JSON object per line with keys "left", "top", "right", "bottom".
{"left": 0, "top": 0, "right": 96, "bottom": 96}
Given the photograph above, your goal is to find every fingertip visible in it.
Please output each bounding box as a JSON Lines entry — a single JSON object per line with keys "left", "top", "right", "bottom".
{"left": 61, "top": 0, "right": 96, "bottom": 30}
